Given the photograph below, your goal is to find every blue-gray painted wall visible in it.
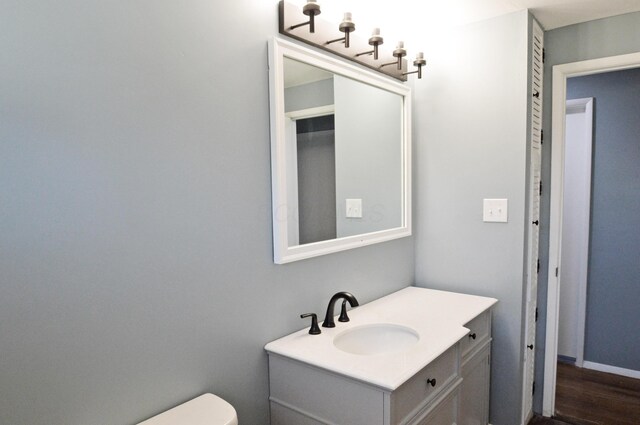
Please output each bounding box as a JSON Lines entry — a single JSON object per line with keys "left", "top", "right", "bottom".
{"left": 0, "top": 2, "right": 414, "bottom": 424}
{"left": 534, "top": 12, "right": 640, "bottom": 412}
{"left": 3, "top": 1, "right": 640, "bottom": 423}
{"left": 414, "top": 11, "right": 530, "bottom": 425}
{"left": 567, "top": 68, "right": 640, "bottom": 370}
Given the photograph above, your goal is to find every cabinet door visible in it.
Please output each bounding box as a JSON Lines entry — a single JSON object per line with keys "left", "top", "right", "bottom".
{"left": 459, "top": 344, "right": 490, "bottom": 425}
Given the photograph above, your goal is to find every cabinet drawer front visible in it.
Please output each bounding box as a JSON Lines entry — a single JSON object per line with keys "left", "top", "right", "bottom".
{"left": 391, "top": 345, "right": 458, "bottom": 424}
{"left": 460, "top": 310, "right": 490, "bottom": 361}
{"left": 412, "top": 388, "right": 458, "bottom": 425}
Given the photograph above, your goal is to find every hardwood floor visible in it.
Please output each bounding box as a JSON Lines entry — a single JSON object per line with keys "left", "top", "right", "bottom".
{"left": 553, "top": 362, "right": 640, "bottom": 425}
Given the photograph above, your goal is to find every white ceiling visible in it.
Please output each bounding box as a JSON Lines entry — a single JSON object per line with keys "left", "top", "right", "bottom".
{"left": 313, "top": 0, "right": 640, "bottom": 34}
{"left": 453, "top": 0, "right": 640, "bottom": 30}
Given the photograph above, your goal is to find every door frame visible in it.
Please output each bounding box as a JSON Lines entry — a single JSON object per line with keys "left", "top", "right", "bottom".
{"left": 559, "top": 97, "right": 593, "bottom": 368}
{"left": 284, "top": 105, "right": 336, "bottom": 246}
{"left": 542, "top": 51, "right": 640, "bottom": 417}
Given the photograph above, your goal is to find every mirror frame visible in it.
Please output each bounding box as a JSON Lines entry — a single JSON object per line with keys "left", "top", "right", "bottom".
{"left": 268, "top": 37, "right": 412, "bottom": 264}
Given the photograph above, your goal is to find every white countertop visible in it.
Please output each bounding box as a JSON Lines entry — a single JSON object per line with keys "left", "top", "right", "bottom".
{"left": 264, "top": 286, "right": 497, "bottom": 391}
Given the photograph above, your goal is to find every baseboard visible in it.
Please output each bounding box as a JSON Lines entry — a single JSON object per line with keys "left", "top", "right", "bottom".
{"left": 557, "top": 355, "right": 576, "bottom": 364}
{"left": 583, "top": 361, "right": 640, "bottom": 379}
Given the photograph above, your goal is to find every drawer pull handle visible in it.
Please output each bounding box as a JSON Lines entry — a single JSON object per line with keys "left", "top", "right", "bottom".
{"left": 426, "top": 378, "right": 437, "bottom": 387}
{"left": 469, "top": 332, "right": 477, "bottom": 340}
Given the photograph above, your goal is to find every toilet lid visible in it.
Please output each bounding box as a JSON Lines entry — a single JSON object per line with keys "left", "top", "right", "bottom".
{"left": 138, "top": 393, "right": 238, "bottom": 425}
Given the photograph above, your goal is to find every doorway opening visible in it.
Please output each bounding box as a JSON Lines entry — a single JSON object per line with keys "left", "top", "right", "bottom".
{"left": 295, "top": 114, "right": 337, "bottom": 245}
{"left": 543, "top": 52, "right": 640, "bottom": 418}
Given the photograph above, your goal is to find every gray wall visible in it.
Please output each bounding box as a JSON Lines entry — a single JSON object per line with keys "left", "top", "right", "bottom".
{"left": 334, "top": 75, "right": 403, "bottom": 237}
{"left": 0, "top": 2, "right": 414, "bottom": 424}
{"left": 534, "top": 12, "right": 640, "bottom": 412}
{"left": 566, "top": 69, "right": 640, "bottom": 369}
{"left": 413, "top": 11, "right": 530, "bottom": 425}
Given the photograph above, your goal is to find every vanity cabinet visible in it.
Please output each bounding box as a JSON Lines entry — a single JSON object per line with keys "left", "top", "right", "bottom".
{"left": 269, "top": 343, "right": 461, "bottom": 425}
{"left": 268, "top": 308, "right": 493, "bottom": 425}
{"left": 265, "top": 288, "right": 496, "bottom": 425}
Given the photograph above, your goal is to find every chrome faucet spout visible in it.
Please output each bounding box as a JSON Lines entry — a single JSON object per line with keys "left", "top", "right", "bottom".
{"left": 322, "top": 292, "right": 359, "bottom": 328}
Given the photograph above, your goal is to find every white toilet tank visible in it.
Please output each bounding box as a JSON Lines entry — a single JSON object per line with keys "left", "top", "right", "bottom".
{"left": 138, "top": 393, "right": 238, "bottom": 425}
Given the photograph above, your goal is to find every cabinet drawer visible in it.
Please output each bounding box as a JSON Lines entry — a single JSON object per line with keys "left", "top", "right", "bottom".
{"left": 390, "top": 345, "right": 459, "bottom": 424}
{"left": 460, "top": 310, "right": 490, "bottom": 361}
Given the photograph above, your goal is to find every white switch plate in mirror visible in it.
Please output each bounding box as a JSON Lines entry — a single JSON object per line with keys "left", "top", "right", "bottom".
{"left": 346, "top": 199, "right": 362, "bottom": 218}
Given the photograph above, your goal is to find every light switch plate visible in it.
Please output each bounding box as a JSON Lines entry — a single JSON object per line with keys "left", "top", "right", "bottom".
{"left": 483, "top": 198, "right": 508, "bottom": 222}
{"left": 346, "top": 198, "right": 362, "bottom": 218}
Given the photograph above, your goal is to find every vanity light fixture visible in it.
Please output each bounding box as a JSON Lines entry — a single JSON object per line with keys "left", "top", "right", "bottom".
{"left": 403, "top": 52, "right": 427, "bottom": 79}
{"left": 380, "top": 41, "right": 407, "bottom": 70}
{"left": 326, "top": 13, "right": 355, "bottom": 48}
{"left": 278, "top": 0, "right": 425, "bottom": 81}
{"left": 355, "top": 28, "right": 383, "bottom": 60}
{"left": 289, "top": 0, "right": 321, "bottom": 33}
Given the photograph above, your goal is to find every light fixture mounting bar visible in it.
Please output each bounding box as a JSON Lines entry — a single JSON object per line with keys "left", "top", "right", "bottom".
{"left": 278, "top": 1, "right": 407, "bottom": 81}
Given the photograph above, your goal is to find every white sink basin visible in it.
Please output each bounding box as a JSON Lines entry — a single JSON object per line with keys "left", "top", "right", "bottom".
{"left": 333, "top": 324, "right": 419, "bottom": 355}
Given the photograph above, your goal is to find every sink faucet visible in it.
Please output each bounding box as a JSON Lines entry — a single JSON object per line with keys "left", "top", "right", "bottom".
{"left": 322, "top": 292, "right": 359, "bottom": 328}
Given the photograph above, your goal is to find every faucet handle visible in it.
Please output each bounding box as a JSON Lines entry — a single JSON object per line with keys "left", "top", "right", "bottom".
{"left": 300, "top": 313, "right": 321, "bottom": 335}
{"left": 338, "top": 300, "right": 351, "bottom": 323}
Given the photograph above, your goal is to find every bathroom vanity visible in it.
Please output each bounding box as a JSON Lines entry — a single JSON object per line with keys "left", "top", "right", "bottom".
{"left": 265, "top": 287, "right": 497, "bottom": 425}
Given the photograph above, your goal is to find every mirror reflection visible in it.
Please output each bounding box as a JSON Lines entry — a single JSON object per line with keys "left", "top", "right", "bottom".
{"left": 283, "top": 57, "right": 404, "bottom": 248}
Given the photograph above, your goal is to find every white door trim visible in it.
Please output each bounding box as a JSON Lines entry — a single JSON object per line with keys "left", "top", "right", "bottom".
{"left": 543, "top": 51, "right": 640, "bottom": 417}
{"left": 563, "top": 97, "right": 593, "bottom": 368}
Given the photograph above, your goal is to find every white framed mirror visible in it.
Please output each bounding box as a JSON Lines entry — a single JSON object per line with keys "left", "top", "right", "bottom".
{"left": 268, "top": 37, "right": 411, "bottom": 264}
